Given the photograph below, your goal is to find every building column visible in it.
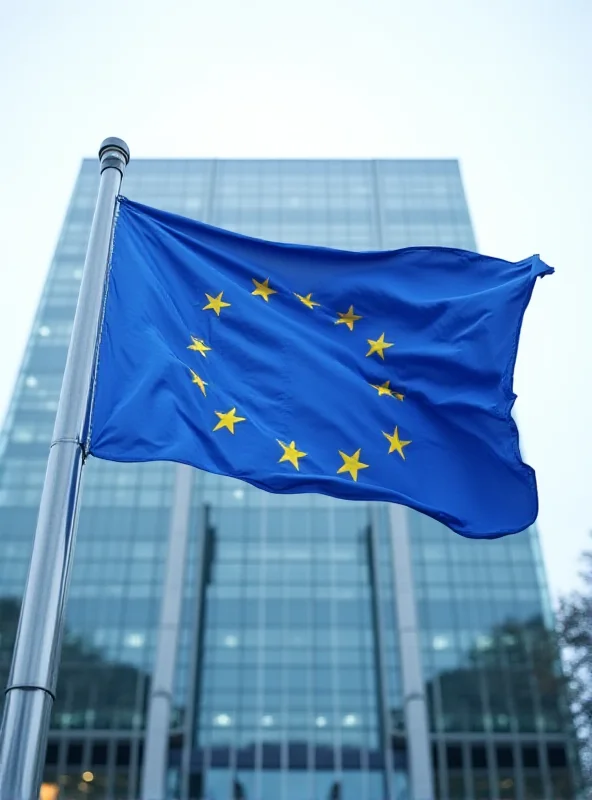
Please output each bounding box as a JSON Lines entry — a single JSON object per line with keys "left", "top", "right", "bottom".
{"left": 388, "top": 504, "right": 434, "bottom": 800}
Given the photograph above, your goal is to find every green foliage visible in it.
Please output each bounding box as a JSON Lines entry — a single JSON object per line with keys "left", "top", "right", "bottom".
{"left": 557, "top": 549, "right": 592, "bottom": 789}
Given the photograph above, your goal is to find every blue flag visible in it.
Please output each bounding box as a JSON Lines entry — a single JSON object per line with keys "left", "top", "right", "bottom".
{"left": 89, "top": 197, "right": 552, "bottom": 538}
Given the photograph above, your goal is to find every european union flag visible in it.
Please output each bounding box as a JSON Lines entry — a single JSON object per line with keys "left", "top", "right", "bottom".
{"left": 89, "top": 198, "right": 552, "bottom": 538}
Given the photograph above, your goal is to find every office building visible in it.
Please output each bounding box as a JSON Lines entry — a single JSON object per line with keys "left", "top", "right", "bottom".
{"left": 0, "top": 159, "right": 576, "bottom": 798}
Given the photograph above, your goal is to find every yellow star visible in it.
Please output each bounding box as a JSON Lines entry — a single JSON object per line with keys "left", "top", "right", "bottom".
{"left": 252, "top": 278, "right": 277, "bottom": 302}
{"left": 370, "top": 380, "right": 404, "bottom": 401}
{"left": 187, "top": 336, "right": 211, "bottom": 357}
{"left": 366, "top": 333, "right": 394, "bottom": 360}
{"left": 337, "top": 448, "right": 369, "bottom": 482}
{"left": 213, "top": 407, "right": 246, "bottom": 434}
{"left": 277, "top": 440, "right": 307, "bottom": 470}
{"left": 335, "top": 305, "right": 362, "bottom": 331}
{"left": 383, "top": 426, "right": 411, "bottom": 459}
{"left": 295, "top": 292, "right": 320, "bottom": 310}
{"left": 203, "top": 292, "right": 231, "bottom": 316}
{"left": 189, "top": 369, "right": 207, "bottom": 396}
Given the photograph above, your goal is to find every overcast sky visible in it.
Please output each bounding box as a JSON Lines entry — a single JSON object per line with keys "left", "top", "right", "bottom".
{"left": 0, "top": 0, "right": 590, "bottom": 600}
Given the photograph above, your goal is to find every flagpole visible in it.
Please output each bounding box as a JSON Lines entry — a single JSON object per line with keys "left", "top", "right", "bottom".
{"left": 0, "top": 137, "right": 129, "bottom": 800}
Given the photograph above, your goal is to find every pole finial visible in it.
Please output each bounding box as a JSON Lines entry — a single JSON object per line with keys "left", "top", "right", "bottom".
{"left": 98, "top": 137, "right": 130, "bottom": 174}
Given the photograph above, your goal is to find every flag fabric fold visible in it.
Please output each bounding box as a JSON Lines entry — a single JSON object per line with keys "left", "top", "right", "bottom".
{"left": 89, "top": 197, "right": 552, "bottom": 538}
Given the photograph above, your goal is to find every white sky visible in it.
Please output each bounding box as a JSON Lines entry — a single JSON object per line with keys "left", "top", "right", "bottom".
{"left": 0, "top": 0, "right": 590, "bottom": 600}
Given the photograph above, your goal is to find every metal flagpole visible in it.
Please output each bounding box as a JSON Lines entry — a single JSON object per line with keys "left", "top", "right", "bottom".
{"left": 388, "top": 504, "right": 435, "bottom": 800}
{"left": 141, "top": 463, "right": 194, "bottom": 800}
{"left": 0, "top": 137, "right": 130, "bottom": 800}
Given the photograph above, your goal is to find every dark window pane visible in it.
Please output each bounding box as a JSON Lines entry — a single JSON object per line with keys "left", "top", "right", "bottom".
{"left": 116, "top": 742, "right": 131, "bottom": 766}
{"left": 431, "top": 744, "right": 439, "bottom": 769}
{"left": 91, "top": 741, "right": 108, "bottom": 766}
{"left": 547, "top": 745, "right": 567, "bottom": 768}
{"left": 471, "top": 745, "right": 487, "bottom": 769}
{"left": 522, "top": 745, "right": 539, "bottom": 768}
{"left": 446, "top": 745, "right": 462, "bottom": 769}
{"left": 66, "top": 741, "right": 82, "bottom": 765}
{"left": 45, "top": 742, "right": 58, "bottom": 764}
{"left": 497, "top": 746, "right": 514, "bottom": 768}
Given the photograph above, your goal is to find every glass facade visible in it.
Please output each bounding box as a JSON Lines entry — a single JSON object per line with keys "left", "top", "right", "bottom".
{"left": 0, "top": 159, "right": 576, "bottom": 799}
